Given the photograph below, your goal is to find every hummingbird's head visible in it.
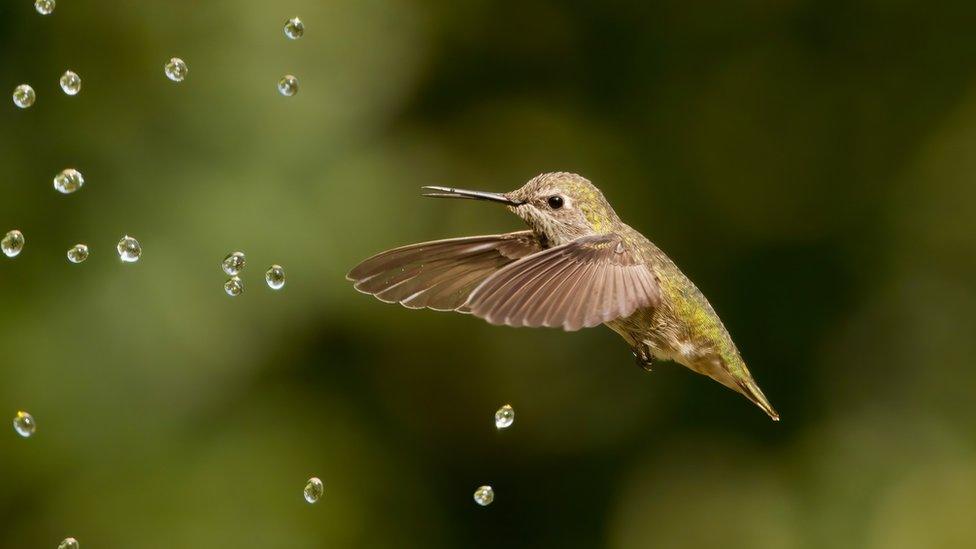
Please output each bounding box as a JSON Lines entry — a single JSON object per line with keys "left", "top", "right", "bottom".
{"left": 423, "top": 172, "right": 619, "bottom": 246}
{"left": 506, "top": 172, "right": 619, "bottom": 244}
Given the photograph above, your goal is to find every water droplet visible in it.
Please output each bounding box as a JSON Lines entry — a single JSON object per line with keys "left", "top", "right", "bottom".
{"left": 165, "top": 58, "right": 188, "bottom": 82}
{"left": 494, "top": 404, "right": 514, "bottom": 430}
{"left": 473, "top": 485, "right": 494, "bottom": 506}
{"left": 34, "top": 0, "right": 54, "bottom": 15}
{"left": 58, "top": 537, "right": 79, "bottom": 549}
{"left": 283, "top": 17, "right": 304, "bottom": 39}
{"left": 13, "top": 411, "right": 35, "bottom": 438}
{"left": 221, "top": 252, "right": 246, "bottom": 276}
{"left": 53, "top": 168, "right": 85, "bottom": 194}
{"left": 278, "top": 75, "right": 299, "bottom": 97}
{"left": 66, "top": 244, "right": 89, "bottom": 264}
{"left": 304, "top": 477, "right": 323, "bottom": 503}
{"left": 224, "top": 276, "right": 244, "bottom": 297}
{"left": 12, "top": 84, "right": 35, "bottom": 108}
{"left": 265, "top": 264, "right": 285, "bottom": 290}
{"left": 2, "top": 230, "right": 24, "bottom": 258}
{"left": 60, "top": 70, "right": 81, "bottom": 95}
{"left": 117, "top": 235, "right": 141, "bottom": 263}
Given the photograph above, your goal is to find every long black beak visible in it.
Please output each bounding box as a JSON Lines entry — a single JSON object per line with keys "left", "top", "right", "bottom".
{"left": 421, "top": 186, "right": 523, "bottom": 206}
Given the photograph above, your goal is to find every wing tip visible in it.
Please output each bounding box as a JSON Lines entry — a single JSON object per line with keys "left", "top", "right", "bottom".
{"left": 346, "top": 263, "right": 376, "bottom": 282}
{"left": 351, "top": 279, "right": 471, "bottom": 314}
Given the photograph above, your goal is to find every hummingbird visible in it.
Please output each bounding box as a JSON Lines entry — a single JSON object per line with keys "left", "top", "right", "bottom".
{"left": 347, "top": 172, "right": 779, "bottom": 421}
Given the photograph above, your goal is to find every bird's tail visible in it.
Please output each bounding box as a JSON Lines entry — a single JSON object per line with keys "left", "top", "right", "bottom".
{"left": 688, "top": 353, "right": 781, "bottom": 421}
{"left": 736, "top": 378, "right": 779, "bottom": 421}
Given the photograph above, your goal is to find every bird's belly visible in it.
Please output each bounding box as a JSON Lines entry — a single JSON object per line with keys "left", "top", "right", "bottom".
{"left": 605, "top": 308, "right": 695, "bottom": 364}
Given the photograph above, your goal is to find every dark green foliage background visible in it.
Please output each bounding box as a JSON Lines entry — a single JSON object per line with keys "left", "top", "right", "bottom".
{"left": 2, "top": 1, "right": 975, "bottom": 547}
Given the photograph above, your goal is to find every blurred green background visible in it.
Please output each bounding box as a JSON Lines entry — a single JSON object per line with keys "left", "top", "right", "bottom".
{"left": 3, "top": 0, "right": 976, "bottom": 547}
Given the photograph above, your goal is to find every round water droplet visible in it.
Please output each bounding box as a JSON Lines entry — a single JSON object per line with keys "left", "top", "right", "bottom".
{"left": 53, "top": 168, "right": 85, "bottom": 194}
{"left": 2, "top": 230, "right": 24, "bottom": 258}
{"left": 304, "top": 477, "right": 323, "bottom": 503}
{"left": 265, "top": 264, "right": 285, "bottom": 290}
{"left": 473, "top": 485, "right": 494, "bottom": 506}
{"left": 224, "top": 276, "right": 244, "bottom": 297}
{"left": 494, "top": 404, "right": 514, "bottom": 430}
{"left": 283, "top": 17, "right": 304, "bottom": 39}
{"left": 278, "top": 75, "right": 299, "bottom": 97}
{"left": 12, "top": 84, "right": 35, "bottom": 108}
{"left": 13, "top": 411, "right": 35, "bottom": 438}
{"left": 66, "top": 244, "right": 89, "bottom": 264}
{"left": 58, "top": 537, "right": 79, "bottom": 549}
{"left": 34, "top": 0, "right": 54, "bottom": 15}
{"left": 221, "top": 252, "right": 246, "bottom": 276}
{"left": 165, "top": 58, "right": 188, "bottom": 82}
{"left": 60, "top": 70, "right": 81, "bottom": 95}
{"left": 117, "top": 235, "right": 141, "bottom": 263}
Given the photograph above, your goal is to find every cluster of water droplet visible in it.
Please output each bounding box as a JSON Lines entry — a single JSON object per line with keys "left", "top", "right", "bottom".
{"left": 465, "top": 404, "right": 518, "bottom": 507}
{"left": 1, "top": 8, "right": 535, "bottom": 527}
{"left": 219, "top": 252, "right": 286, "bottom": 295}
{"left": 10, "top": 5, "right": 99, "bottom": 283}
{"left": 4, "top": 10, "right": 336, "bottom": 544}
{"left": 4, "top": 231, "right": 138, "bottom": 264}
{"left": 12, "top": 71, "right": 80, "bottom": 108}
{"left": 278, "top": 17, "right": 303, "bottom": 96}
{"left": 222, "top": 252, "right": 246, "bottom": 296}
{"left": 0, "top": 9, "right": 455, "bottom": 528}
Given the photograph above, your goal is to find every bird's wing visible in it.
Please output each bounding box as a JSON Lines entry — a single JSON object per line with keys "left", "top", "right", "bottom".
{"left": 466, "top": 233, "right": 661, "bottom": 331}
{"left": 346, "top": 231, "right": 544, "bottom": 311}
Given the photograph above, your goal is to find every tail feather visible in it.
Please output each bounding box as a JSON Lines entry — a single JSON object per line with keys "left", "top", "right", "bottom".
{"left": 737, "top": 378, "right": 780, "bottom": 421}
{"left": 696, "top": 354, "right": 780, "bottom": 421}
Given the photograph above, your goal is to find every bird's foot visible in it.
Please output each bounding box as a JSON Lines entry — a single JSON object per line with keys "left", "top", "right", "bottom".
{"left": 632, "top": 347, "right": 654, "bottom": 372}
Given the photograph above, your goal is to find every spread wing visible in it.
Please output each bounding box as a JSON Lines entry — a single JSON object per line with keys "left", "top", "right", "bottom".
{"left": 466, "top": 234, "right": 661, "bottom": 331}
{"left": 346, "top": 231, "right": 544, "bottom": 311}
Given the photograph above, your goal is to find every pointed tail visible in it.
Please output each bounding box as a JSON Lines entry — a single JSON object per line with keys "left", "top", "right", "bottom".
{"left": 690, "top": 353, "right": 781, "bottom": 421}
{"left": 738, "top": 378, "right": 779, "bottom": 421}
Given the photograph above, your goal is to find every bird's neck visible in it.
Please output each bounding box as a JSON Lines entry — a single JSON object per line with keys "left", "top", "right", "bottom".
{"left": 535, "top": 224, "right": 605, "bottom": 247}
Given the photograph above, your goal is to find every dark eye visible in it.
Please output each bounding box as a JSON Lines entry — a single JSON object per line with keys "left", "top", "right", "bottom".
{"left": 547, "top": 195, "right": 564, "bottom": 209}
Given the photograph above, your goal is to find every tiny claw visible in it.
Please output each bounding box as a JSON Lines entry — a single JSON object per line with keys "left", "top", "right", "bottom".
{"left": 632, "top": 349, "right": 654, "bottom": 372}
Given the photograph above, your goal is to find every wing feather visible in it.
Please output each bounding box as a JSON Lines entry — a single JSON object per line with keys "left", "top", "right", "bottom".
{"left": 467, "top": 234, "right": 661, "bottom": 331}
{"left": 494, "top": 251, "right": 578, "bottom": 324}
{"left": 535, "top": 260, "right": 589, "bottom": 328}
{"left": 347, "top": 231, "right": 544, "bottom": 312}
